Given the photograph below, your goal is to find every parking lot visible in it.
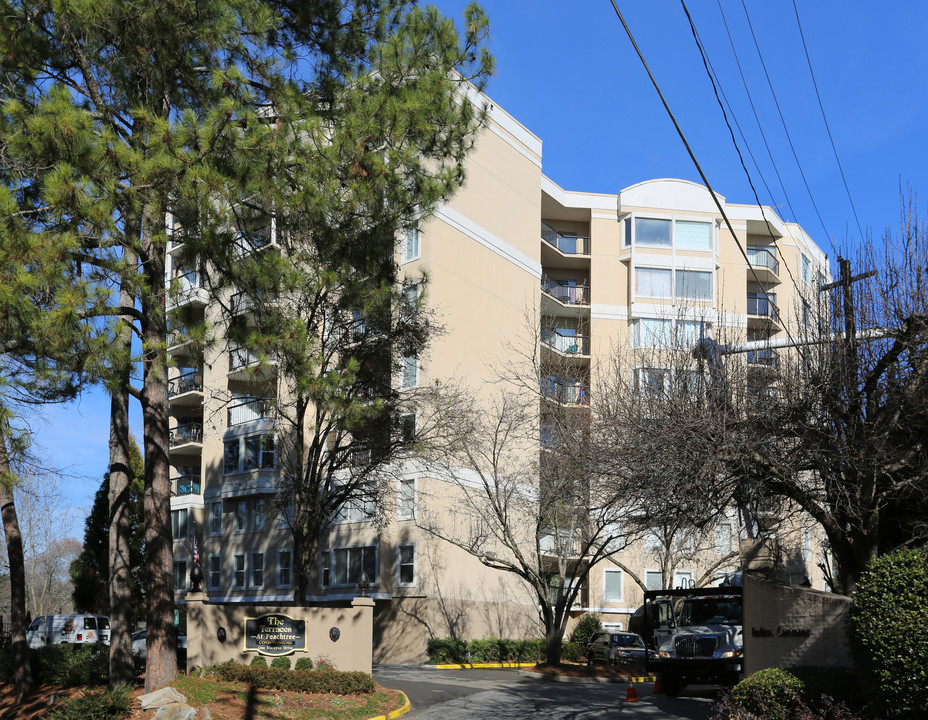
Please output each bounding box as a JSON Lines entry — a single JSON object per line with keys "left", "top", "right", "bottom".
{"left": 372, "top": 667, "right": 718, "bottom": 720}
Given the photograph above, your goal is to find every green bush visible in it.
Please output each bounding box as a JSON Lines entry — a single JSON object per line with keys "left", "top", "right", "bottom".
{"left": 729, "top": 668, "right": 804, "bottom": 720}
{"left": 32, "top": 644, "right": 110, "bottom": 687}
{"left": 210, "top": 660, "right": 376, "bottom": 694}
{"left": 569, "top": 614, "right": 601, "bottom": 648}
{"left": 250, "top": 655, "right": 268, "bottom": 667}
{"left": 271, "top": 656, "right": 291, "bottom": 670}
{"left": 847, "top": 547, "right": 928, "bottom": 719}
{"left": 46, "top": 688, "right": 131, "bottom": 720}
{"left": 426, "top": 637, "right": 468, "bottom": 664}
{"left": 788, "top": 666, "right": 865, "bottom": 711}
{"left": 559, "top": 641, "right": 583, "bottom": 663}
{"left": 294, "top": 657, "right": 313, "bottom": 670}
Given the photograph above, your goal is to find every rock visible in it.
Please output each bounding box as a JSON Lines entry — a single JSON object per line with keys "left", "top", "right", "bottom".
{"left": 139, "top": 686, "right": 188, "bottom": 710}
{"left": 197, "top": 707, "right": 212, "bottom": 720}
{"left": 153, "top": 702, "right": 197, "bottom": 720}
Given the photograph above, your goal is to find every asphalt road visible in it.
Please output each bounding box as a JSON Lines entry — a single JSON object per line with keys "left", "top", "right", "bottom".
{"left": 372, "top": 667, "right": 718, "bottom": 720}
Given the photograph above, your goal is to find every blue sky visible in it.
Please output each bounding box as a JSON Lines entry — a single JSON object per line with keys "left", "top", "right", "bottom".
{"left": 41, "top": 1, "right": 928, "bottom": 512}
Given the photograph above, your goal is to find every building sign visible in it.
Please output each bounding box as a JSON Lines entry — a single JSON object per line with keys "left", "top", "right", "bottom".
{"left": 243, "top": 613, "right": 307, "bottom": 656}
{"left": 751, "top": 626, "right": 811, "bottom": 638}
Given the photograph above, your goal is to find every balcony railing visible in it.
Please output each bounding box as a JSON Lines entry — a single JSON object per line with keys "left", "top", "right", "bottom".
{"left": 746, "top": 247, "right": 779, "bottom": 275}
{"left": 233, "top": 217, "right": 275, "bottom": 256}
{"left": 169, "top": 422, "right": 203, "bottom": 447}
{"left": 747, "top": 348, "right": 778, "bottom": 367}
{"left": 541, "top": 328, "right": 590, "bottom": 356}
{"left": 542, "top": 378, "right": 590, "bottom": 405}
{"left": 228, "top": 397, "right": 273, "bottom": 426}
{"left": 172, "top": 473, "right": 202, "bottom": 496}
{"left": 541, "top": 275, "right": 590, "bottom": 306}
{"left": 168, "top": 369, "right": 203, "bottom": 397}
{"left": 541, "top": 222, "right": 590, "bottom": 255}
{"left": 229, "top": 344, "right": 274, "bottom": 372}
{"left": 747, "top": 293, "right": 780, "bottom": 323}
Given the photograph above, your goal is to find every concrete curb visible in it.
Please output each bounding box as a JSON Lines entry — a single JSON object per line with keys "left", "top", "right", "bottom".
{"left": 367, "top": 690, "right": 411, "bottom": 720}
{"left": 422, "top": 662, "right": 538, "bottom": 670}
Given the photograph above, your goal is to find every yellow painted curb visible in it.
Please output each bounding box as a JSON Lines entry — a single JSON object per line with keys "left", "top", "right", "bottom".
{"left": 627, "top": 676, "right": 657, "bottom": 683}
{"left": 367, "top": 690, "right": 411, "bottom": 720}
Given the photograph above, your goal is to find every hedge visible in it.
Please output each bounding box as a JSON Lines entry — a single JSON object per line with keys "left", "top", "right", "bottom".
{"left": 209, "top": 660, "right": 376, "bottom": 694}
{"left": 425, "top": 636, "right": 583, "bottom": 664}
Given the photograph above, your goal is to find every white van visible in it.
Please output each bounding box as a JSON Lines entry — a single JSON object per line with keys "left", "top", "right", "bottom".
{"left": 26, "top": 614, "right": 110, "bottom": 648}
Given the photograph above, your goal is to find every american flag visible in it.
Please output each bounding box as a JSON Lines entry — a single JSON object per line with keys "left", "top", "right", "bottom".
{"left": 193, "top": 535, "right": 199, "bottom": 567}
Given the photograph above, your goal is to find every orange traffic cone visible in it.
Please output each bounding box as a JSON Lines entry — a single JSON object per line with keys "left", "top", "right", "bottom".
{"left": 626, "top": 682, "right": 639, "bottom": 702}
{"left": 653, "top": 675, "right": 664, "bottom": 694}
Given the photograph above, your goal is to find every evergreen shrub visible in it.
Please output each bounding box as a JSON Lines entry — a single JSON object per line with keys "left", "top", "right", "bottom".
{"left": 729, "top": 668, "right": 804, "bottom": 720}
{"left": 569, "top": 613, "right": 601, "bottom": 648}
{"left": 210, "top": 660, "right": 375, "bottom": 694}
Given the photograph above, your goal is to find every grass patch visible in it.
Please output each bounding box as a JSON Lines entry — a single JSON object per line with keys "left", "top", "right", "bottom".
{"left": 172, "top": 674, "right": 243, "bottom": 706}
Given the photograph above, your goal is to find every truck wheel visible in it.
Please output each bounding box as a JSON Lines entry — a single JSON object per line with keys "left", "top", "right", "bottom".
{"left": 662, "top": 672, "right": 682, "bottom": 697}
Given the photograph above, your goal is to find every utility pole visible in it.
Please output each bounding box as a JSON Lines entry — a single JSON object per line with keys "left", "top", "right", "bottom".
{"left": 820, "top": 257, "right": 877, "bottom": 387}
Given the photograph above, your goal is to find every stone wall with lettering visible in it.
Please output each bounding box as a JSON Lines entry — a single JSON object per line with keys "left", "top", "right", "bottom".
{"left": 743, "top": 575, "right": 851, "bottom": 675}
{"left": 185, "top": 593, "right": 375, "bottom": 674}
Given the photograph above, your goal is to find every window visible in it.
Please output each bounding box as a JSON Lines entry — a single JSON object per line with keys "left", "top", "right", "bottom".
{"left": 403, "top": 224, "right": 420, "bottom": 263}
{"left": 208, "top": 555, "right": 221, "bottom": 589}
{"left": 330, "top": 545, "right": 377, "bottom": 586}
{"left": 803, "top": 529, "right": 812, "bottom": 562}
{"left": 634, "top": 268, "right": 672, "bottom": 298}
{"left": 675, "top": 220, "right": 712, "bottom": 250}
{"left": 402, "top": 283, "right": 420, "bottom": 310}
{"left": 173, "top": 561, "right": 188, "bottom": 592}
{"left": 399, "top": 413, "right": 416, "bottom": 444}
{"left": 673, "top": 570, "right": 693, "bottom": 589}
{"left": 715, "top": 523, "right": 732, "bottom": 555}
{"left": 171, "top": 509, "right": 188, "bottom": 542}
{"left": 645, "top": 570, "right": 662, "bottom": 591}
{"left": 251, "top": 552, "right": 264, "bottom": 588}
{"left": 397, "top": 544, "right": 416, "bottom": 586}
{"left": 645, "top": 530, "right": 662, "bottom": 553}
{"left": 677, "top": 320, "right": 707, "bottom": 346}
{"left": 801, "top": 254, "right": 811, "bottom": 284}
{"left": 603, "top": 568, "right": 623, "bottom": 602}
{"left": 235, "top": 500, "right": 247, "bottom": 533}
{"left": 634, "top": 367, "right": 669, "bottom": 397}
{"left": 632, "top": 318, "right": 671, "bottom": 348}
{"left": 602, "top": 521, "right": 624, "bottom": 553}
{"left": 336, "top": 483, "right": 376, "bottom": 524}
{"left": 278, "top": 549, "right": 292, "bottom": 588}
{"left": 209, "top": 502, "right": 222, "bottom": 537}
{"left": 224, "top": 434, "right": 275, "bottom": 474}
{"left": 675, "top": 270, "right": 712, "bottom": 301}
{"left": 397, "top": 479, "right": 415, "bottom": 521}
{"left": 233, "top": 554, "right": 246, "bottom": 588}
{"left": 634, "top": 218, "right": 671, "bottom": 247}
{"left": 253, "top": 498, "right": 266, "bottom": 532}
{"left": 321, "top": 551, "right": 330, "bottom": 588}
{"left": 400, "top": 354, "right": 418, "bottom": 389}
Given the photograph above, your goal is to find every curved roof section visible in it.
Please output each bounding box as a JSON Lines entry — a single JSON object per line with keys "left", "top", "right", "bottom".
{"left": 618, "top": 178, "right": 724, "bottom": 214}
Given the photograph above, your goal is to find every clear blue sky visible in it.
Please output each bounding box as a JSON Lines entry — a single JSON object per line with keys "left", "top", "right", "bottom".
{"left": 41, "top": 0, "right": 928, "bottom": 511}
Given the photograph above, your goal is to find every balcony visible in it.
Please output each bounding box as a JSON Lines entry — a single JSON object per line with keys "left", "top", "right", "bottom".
{"left": 542, "top": 377, "right": 590, "bottom": 406}
{"left": 228, "top": 343, "right": 278, "bottom": 380}
{"left": 747, "top": 348, "right": 778, "bottom": 368}
{"left": 541, "top": 276, "right": 590, "bottom": 314}
{"left": 228, "top": 397, "right": 273, "bottom": 427}
{"left": 169, "top": 422, "right": 203, "bottom": 452}
{"left": 171, "top": 473, "right": 202, "bottom": 497}
{"left": 168, "top": 269, "right": 209, "bottom": 310}
{"left": 168, "top": 369, "right": 203, "bottom": 407}
{"left": 747, "top": 293, "right": 781, "bottom": 328}
{"left": 541, "top": 328, "right": 590, "bottom": 357}
{"left": 746, "top": 247, "right": 780, "bottom": 284}
{"left": 233, "top": 214, "right": 277, "bottom": 256}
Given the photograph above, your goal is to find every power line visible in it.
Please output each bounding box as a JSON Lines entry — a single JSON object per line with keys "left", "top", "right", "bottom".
{"left": 792, "top": 0, "right": 865, "bottom": 250}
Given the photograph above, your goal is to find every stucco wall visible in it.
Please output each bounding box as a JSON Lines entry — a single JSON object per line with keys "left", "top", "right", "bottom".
{"left": 743, "top": 575, "right": 851, "bottom": 674}
{"left": 186, "top": 593, "right": 374, "bottom": 674}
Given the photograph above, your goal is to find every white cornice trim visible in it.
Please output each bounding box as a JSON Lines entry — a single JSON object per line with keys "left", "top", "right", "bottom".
{"left": 542, "top": 176, "right": 619, "bottom": 211}
{"left": 435, "top": 206, "right": 542, "bottom": 279}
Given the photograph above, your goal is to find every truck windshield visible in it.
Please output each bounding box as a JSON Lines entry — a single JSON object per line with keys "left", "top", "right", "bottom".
{"left": 679, "top": 597, "right": 742, "bottom": 626}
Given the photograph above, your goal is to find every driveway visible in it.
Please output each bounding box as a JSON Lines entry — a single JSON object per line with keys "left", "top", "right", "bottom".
{"left": 373, "top": 667, "right": 717, "bottom": 720}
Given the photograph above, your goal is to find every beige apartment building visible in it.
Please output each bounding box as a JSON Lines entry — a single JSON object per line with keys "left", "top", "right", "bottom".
{"left": 167, "top": 92, "right": 830, "bottom": 664}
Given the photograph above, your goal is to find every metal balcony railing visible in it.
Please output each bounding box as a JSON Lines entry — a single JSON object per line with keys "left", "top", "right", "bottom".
{"left": 541, "top": 222, "right": 590, "bottom": 255}
{"left": 747, "top": 348, "right": 778, "bottom": 367}
{"left": 229, "top": 345, "right": 276, "bottom": 372}
{"left": 746, "top": 247, "right": 779, "bottom": 275}
{"left": 228, "top": 397, "right": 273, "bottom": 426}
{"left": 747, "top": 293, "right": 780, "bottom": 323}
{"left": 542, "top": 378, "right": 590, "bottom": 405}
{"left": 541, "top": 328, "right": 590, "bottom": 356}
{"left": 169, "top": 422, "right": 203, "bottom": 447}
{"left": 168, "top": 369, "right": 203, "bottom": 397}
{"left": 172, "top": 474, "right": 202, "bottom": 496}
{"left": 541, "top": 275, "right": 590, "bottom": 306}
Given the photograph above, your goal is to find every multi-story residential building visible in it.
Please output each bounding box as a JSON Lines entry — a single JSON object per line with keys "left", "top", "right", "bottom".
{"left": 167, "top": 92, "right": 829, "bottom": 664}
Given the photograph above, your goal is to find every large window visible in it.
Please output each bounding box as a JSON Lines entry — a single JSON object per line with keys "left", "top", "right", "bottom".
{"left": 397, "top": 479, "right": 415, "bottom": 521}
{"left": 633, "top": 367, "right": 670, "bottom": 397}
{"left": 634, "top": 218, "right": 671, "bottom": 247}
{"left": 632, "top": 318, "right": 671, "bottom": 348}
{"left": 634, "top": 268, "right": 672, "bottom": 298}
{"left": 675, "top": 270, "right": 712, "bottom": 301}
{"left": 645, "top": 571, "right": 662, "bottom": 591}
{"left": 402, "top": 224, "right": 420, "bottom": 263}
{"left": 335, "top": 483, "right": 376, "bottom": 524}
{"left": 400, "top": 354, "right": 418, "bottom": 389}
{"left": 224, "top": 434, "right": 275, "bottom": 474}
{"left": 626, "top": 217, "right": 712, "bottom": 250}
{"left": 675, "top": 220, "right": 712, "bottom": 250}
{"left": 209, "top": 502, "right": 222, "bottom": 536}
{"left": 603, "top": 568, "right": 623, "bottom": 602}
{"left": 251, "top": 552, "right": 264, "bottom": 588}
{"left": 233, "top": 554, "right": 246, "bottom": 588}
{"left": 397, "top": 544, "right": 416, "bottom": 587}
{"left": 171, "top": 509, "right": 188, "bottom": 542}
{"left": 208, "top": 555, "right": 221, "bottom": 589}
{"left": 278, "top": 549, "right": 292, "bottom": 588}
{"left": 329, "top": 546, "right": 377, "bottom": 586}
{"left": 715, "top": 523, "right": 733, "bottom": 555}
{"left": 235, "top": 500, "right": 247, "bottom": 534}
{"left": 253, "top": 498, "right": 266, "bottom": 532}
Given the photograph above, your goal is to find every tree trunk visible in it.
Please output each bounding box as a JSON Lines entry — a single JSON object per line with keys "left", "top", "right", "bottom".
{"left": 108, "top": 268, "right": 135, "bottom": 688}
{"left": 0, "top": 427, "right": 33, "bottom": 701}
{"left": 141, "top": 214, "right": 177, "bottom": 692}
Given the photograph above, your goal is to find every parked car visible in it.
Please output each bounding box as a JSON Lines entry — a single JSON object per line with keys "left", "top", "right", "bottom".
{"left": 586, "top": 631, "right": 656, "bottom": 667}
{"left": 131, "top": 629, "right": 187, "bottom": 658}
{"left": 26, "top": 614, "right": 110, "bottom": 648}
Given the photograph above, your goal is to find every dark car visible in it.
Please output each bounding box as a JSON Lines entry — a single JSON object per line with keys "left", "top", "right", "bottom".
{"left": 586, "top": 631, "right": 657, "bottom": 667}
